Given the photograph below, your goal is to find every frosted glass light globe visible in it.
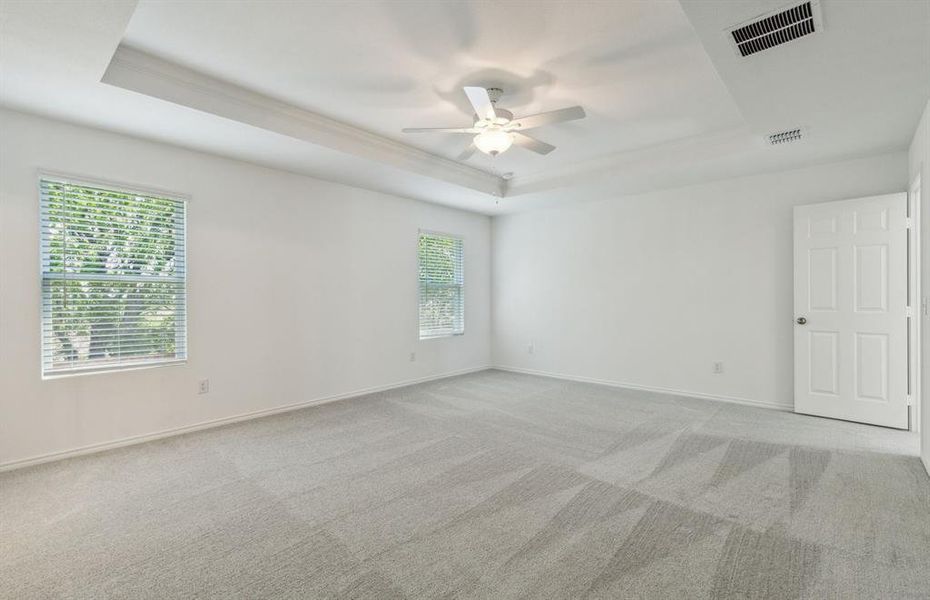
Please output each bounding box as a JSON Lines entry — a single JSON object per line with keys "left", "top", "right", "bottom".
{"left": 474, "top": 129, "right": 513, "bottom": 156}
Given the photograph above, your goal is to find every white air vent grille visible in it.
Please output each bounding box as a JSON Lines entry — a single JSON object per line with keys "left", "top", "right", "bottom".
{"left": 768, "top": 128, "right": 803, "bottom": 145}
{"left": 729, "top": 1, "right": 822, "bottom": 57}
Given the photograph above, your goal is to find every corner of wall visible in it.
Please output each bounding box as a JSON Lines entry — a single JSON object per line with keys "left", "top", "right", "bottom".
{"left": 909, "top": 97, "right": 930, "bottom": 476}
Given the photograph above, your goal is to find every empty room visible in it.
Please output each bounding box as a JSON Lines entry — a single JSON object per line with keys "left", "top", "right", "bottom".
{"left": 1, "top": 0, "right": 929, "bottom": 598}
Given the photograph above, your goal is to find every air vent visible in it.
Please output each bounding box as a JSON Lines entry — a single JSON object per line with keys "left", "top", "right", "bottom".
{"left": 728, "top": 1, "right": 822, "bottom": 57}
{"left": 767, "top": 128, "right": 803, "bottom": 145}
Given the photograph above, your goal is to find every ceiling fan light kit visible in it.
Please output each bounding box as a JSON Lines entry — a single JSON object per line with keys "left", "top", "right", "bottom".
{"left": 474, "top": 129, "right": 513, "bottom": 156}
{"left": 402, "top": 86, "right": 586, "bottom": 160}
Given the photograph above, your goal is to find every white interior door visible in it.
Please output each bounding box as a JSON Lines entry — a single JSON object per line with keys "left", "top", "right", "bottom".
{"left": 793, "top": 193, "right": 908, "bottom": 429}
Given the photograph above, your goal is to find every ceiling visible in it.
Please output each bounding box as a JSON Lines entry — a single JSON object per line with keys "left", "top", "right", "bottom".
{"left": 120, "top": 0, "right": 744, "bottom": 178}
{"left": 1, "top": 0, "right": 928, "bottom": 214}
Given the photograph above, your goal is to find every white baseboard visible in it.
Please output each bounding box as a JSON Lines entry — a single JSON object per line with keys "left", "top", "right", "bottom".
{"left": 0, "top": 365, "right": 491, "bottom": 473}
{"left": 492, "top": 365, "right": 793, "bottom": 412}
{"left": 0, "top": 364, "right": 794, "bottom": 473}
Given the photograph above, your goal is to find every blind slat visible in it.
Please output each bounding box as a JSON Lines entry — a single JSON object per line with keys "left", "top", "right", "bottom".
{"left": 41, "top": 177, "right": 187, "bottom": 376}
{"left": 418, "top": 232, "right": 464, "bottom": 339}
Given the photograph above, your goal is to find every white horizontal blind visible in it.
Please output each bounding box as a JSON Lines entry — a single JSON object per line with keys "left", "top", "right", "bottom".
{"left": 40, "top": 177, "right": 187, "bottom": 376}
{"left": 418, "top": 232, "right": 464, "bottom": 339}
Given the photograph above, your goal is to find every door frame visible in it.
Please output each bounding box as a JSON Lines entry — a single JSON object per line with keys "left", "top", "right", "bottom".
{"left": 909, "top": 174, "right": 922, "bottom": 432}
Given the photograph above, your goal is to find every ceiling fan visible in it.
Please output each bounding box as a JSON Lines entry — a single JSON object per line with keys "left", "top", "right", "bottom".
{"left": 402, "top": 87, "right": 586, "bottom": 160}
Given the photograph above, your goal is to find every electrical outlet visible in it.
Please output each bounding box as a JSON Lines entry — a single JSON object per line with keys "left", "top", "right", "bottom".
{"left": 409, "top": 352, "right": 416, "bottom": 362}
{"left": 713, "top": 362, "right": 724, "bottom": 374}
{"left": 198, "top": 379, "right": 210, "bottom": 394}
{"left": 527, "top": 342, "right": 535, "bottom": 355}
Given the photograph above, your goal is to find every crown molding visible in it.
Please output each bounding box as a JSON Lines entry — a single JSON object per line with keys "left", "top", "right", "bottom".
{"left": 102, "top": 45, "right": 506, "bottom": 197}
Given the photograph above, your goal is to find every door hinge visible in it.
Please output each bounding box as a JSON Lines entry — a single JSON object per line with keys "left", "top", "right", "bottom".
{"left": 906, "top": 395, "right": 913, "bottom": 406}
{"left": 906, "top": 306, "right": 914, "bottom": 318}
{"left": 905, "top": 217, "right": 914, "bottom": 229}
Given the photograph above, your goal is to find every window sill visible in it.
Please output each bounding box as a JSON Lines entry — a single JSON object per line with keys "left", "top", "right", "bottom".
{"left": 42, "top": 358, "right": 187, "bottom": 380}
{"left": 419, "top": 332, "right": 465, "bottom": 341}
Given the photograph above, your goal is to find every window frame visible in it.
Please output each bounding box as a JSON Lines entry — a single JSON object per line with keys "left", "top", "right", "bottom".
{"left": 37, "top": 170, "right": 190, "bottom": 379}
{"left": 417, "top": 229, "right": 465, "bottom": 341}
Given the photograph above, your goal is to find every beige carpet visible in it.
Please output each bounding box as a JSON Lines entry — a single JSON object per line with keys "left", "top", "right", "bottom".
{"left": 1, "top": 369, "right": 928, "bottom": 599}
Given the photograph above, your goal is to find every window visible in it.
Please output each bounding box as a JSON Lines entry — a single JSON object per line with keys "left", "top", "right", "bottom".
{"left": 418, "top": 231, "right": 464, "bottom": 339}
{"left": 40, "top": 175, "right": 187, "bottom": 376}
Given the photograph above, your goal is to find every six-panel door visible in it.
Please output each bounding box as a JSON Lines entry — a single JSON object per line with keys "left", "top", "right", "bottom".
{"left": 793, "top": 193, "right": 908, "bottom": 429}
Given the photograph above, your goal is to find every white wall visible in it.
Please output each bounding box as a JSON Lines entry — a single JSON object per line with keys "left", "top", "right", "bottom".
{"left": 0, "top": 106, "right": 918, "bottom": 470}
{"left": 493, "top": 153, "right": 907, "bottom": 410}
{"left": 909, "top": 98, "right": 930, "bottom": 474}
{"left": 0, "top": 109, "right": 491, "bottom": 467}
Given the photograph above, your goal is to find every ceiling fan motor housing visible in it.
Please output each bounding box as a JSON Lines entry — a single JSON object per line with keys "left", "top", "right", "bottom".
{"left": 475, "top": 87, "right": 511, "bottom": 127}
{"left": 474, "top": 108, "right": 513, "bottom": 128}
{"left": 401, "top": 85, "right": 585, "bottom": 159}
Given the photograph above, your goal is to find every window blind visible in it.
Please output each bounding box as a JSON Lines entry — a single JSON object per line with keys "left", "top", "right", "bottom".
{"left": 418, "top": 232, "right": 464, "bottom": 339}
{"left": 40, "top": 176, "right": 187, "bottom": 376}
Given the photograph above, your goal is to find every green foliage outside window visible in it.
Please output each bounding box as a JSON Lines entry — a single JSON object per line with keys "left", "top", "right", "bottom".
{"left": 418, "top": 232, "right": 464, "bottom": 339}
{"left": 41, "top": 179, "right": 186, "bottom": 374}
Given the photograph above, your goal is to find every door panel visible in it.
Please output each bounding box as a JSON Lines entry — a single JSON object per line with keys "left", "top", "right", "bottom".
{"left": 794, "top": 193, "right": 908, "bottom": 428}
{"left": 855, "top": 244, "right": 887, "bottom": 311}
{"left": 855, "top": 333, "right": 887, "bottom": 401}
{"left": 809, "top": 331, "right": 838, "bottom": 395}
{"left": 809, "top": 248, "right": 837, "bottom": 310}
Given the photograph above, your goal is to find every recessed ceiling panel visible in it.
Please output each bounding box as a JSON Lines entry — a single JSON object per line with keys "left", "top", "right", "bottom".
{"left": 121, "top": 0, "right": 745, "bottom": 178}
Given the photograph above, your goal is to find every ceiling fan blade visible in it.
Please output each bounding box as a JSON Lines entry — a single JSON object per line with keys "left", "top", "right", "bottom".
{"left": 463, "top": 86, "right": 497, "bottom": 121}
{"left": 402, "top": 127, "right": 479, "bottom": 134}
{"left": 512, "top": 132, "right": 555, "bottom": 155}
{"left": 508, "top": 106, "right": 586, "bottom": 130}
{"left": 457, "top": 142, "right": 477, "bottom": 161}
